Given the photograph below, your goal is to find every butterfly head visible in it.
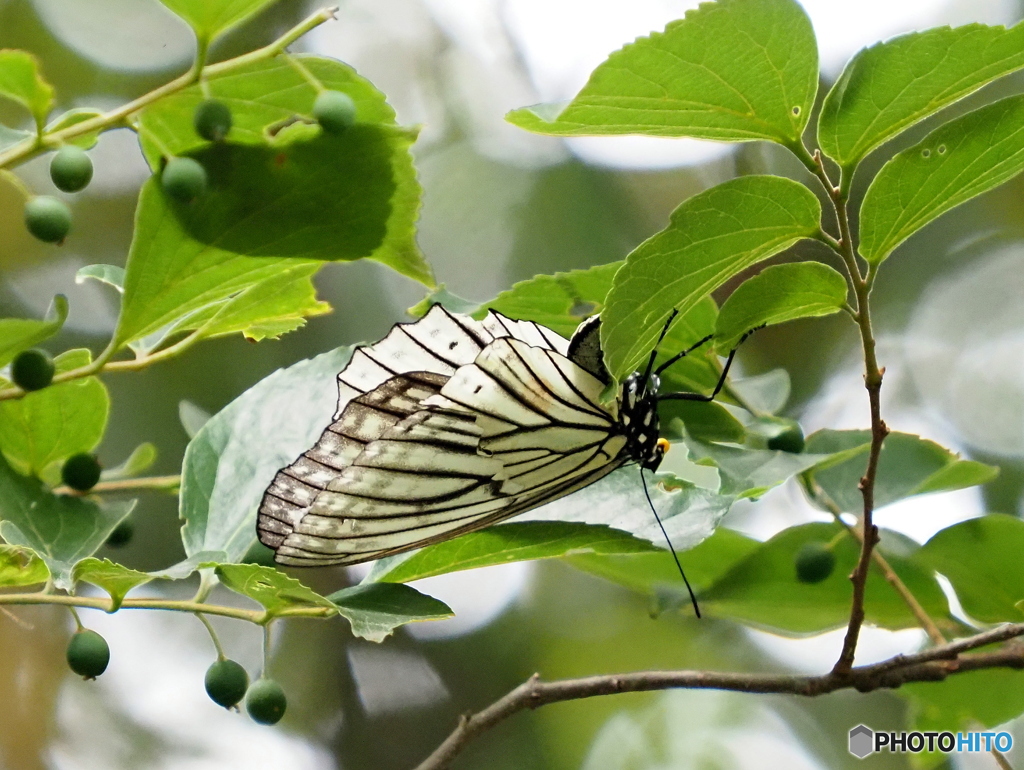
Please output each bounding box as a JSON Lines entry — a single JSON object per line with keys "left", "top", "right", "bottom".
{"left": 621, "top": 371, "right": 665, "bottom": 471}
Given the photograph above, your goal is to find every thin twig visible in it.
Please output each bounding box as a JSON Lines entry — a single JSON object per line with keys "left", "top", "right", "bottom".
{"left": 413, "top": 626, "right": 1024, "bottom": 770}
{"left": 196, "top": 612, "right": 226, "bottom": 660}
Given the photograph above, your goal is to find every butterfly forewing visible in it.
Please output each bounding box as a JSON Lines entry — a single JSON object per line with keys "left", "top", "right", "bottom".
{"left": 258, "top": 306, "right": 627, "bottom": 566}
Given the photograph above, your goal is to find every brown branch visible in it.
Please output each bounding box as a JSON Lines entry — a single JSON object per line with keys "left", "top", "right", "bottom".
{"left": 414, "top": 626, "right": 1024, "bottom": 770}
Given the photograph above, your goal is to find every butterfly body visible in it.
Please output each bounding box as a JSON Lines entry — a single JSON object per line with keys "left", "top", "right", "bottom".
{"left": 257, "top": 306, "right": 685, "bottom": 567}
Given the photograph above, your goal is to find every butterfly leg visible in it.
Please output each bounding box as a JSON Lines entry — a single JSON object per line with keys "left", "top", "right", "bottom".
{"left": 658, "top": 326, "right": 762, "bottom": 403}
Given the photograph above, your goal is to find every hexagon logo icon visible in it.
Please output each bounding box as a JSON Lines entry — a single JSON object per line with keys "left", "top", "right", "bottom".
{"left": 849, "top": 724, "right": 874, "bottom": 759}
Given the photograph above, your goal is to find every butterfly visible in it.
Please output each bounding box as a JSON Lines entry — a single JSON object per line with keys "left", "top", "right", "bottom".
{"left": 256, "top": 305, "right": 743, "bottom": 614}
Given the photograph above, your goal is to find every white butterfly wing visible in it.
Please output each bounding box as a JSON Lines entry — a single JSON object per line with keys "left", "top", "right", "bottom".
{"left": 259, "top": 311, "right": 625, "bottom": 566}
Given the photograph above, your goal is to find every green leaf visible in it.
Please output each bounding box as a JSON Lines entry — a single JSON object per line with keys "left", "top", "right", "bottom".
{"left": 179, "top": 345, "right": 352, "bottom": 563}
{"left": 135, "top": 55, "right": 430, "bottom": 288}
{"left": 506, "top": 0, "right": 817, "bottom": 147}
{"left": 76, "top": 264, "right": 124, "bottom": 293}
{"left": 818, "top": 21, "right": 1024, "bottom": 170}
{"left": 407, "top": 285, "right": 480, "bottom": 318}
{"left": 212, "top": 563, "right": 336, "bottom": 618}
{"left": 101, "top": 442, "right": 157, "bottom": 481}
{"left": 683, "top": 438, "right": 832, "bottom": 498}
{"left": 0, "top": 50, "right": 54, "bottom": 125}
{"left": 601, "top": 175, "right": 821, "bottom": 383}
{"left": 0, "top": 349, "right": 109, "bottom": 477}
{"left": 0, "top": 455, "right": 134, "bottom": 589}
{"left": 658, "top": 399, "right": 746, "bottom": 444}
{"left": 157, "top": 0, "right": 277, "bottom": 43}
{"left": 860, "top": 94, "right": 1024, "bottom": 264}
{"left": 516, "top": 466, "right": 736, "bottom": 554}
{"left": 714, "top": 262, "right": 848, "bottom": 352}
{"left": 369, "top": 522, "right": 660, "bottom": 584}
{"left": 729, "top": 368, "right": 791, "bottom": 415}
{"left": 566, "top": 526, "right": 760, "bottom": 598}
{"left": 0, "top": 544, "right": 49, "bottom": 587}
{"left": 45, "top": 108, "right": 103, "bottom": 149}
{"left": 71, "top": 558, "right": 152, "bottom": 611}
{"left": 904, "top": 666, "right": 1024, "bottom": 739}
{"left": 327, "top": 583, "right": 453, "bottom": 643}
{"left": 701, "top": 522, "right": 953, "bottom": 634}
{"left": 157, "top": 262, "right": 331, "bottom": 343}
{"left": 917, "top": 514, "right": 1024, "bottom": 623}
{"left": 805, "top": 430, "right": 998, "bottom": 514}
{"left": 0, "top": 294, "right": 68, "bottom": 368}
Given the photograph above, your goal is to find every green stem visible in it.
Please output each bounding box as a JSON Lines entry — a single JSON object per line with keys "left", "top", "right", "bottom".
{"left": 0, "top": 7, "right": 338, "bottom": 172}
{"left": 68, "top": 606, "right": 85, "bottom": 631}
{"left": 262, "top": 622, "right": 273, "bottom": 675}
{"left": 53, "top": 474, "right": 181, "bottom": 496}
{"left": 196, "top": 612, "right": 226, "bottom": 660}
{"left": 0, "top": 590, "right": 335, "bottom": 623}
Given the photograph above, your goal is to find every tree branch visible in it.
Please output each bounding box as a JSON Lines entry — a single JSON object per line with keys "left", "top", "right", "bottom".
{"left": 414, "top": 625, "right": 1024, "bottom": 770}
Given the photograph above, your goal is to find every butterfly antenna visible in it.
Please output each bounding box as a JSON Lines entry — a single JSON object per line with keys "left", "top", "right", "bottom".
{"left": 640, "top": 468, "right": 701, "bottom": 618}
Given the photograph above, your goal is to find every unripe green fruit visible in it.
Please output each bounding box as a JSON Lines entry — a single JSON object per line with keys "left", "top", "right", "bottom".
{"left": 194, "top": 99, "right": 233, "bottom": 142}
{"left": 24, "top": 196, "right": 72, "bottom": 243}
{"left": 767, "top": 420, "right": 805, "bottom": 453}
{"left": 205, "top": 659, "right": 250, "bottom": 709}
{"left": 61, "top": 453, "right": 102, "bottom": 492}
{"left": 246, "top": 678, "right": 287, "bottom": 725}
{"left": 105, "top": 518, "right": 134, "bottom": 547}
{"left": 161, "top": 157, "right": 207, "bottom": 203}
{"left": 11, "top": 348, "right": 55, "bottom": 391}
{"left": 66, "top": 629, "right": 110, "bottom": 679}
{"left": 795, "top": 542, "right": 836, "bottom": 584}
{"left": 313, "top": 90, "right": 357, "bottom": 134}
{"left": 50, "top": 146, "right": 94, "bottom": 192}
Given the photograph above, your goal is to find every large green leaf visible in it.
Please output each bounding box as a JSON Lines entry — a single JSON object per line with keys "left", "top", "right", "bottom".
{"left": 860, "top": 94, "right": 1024, "bottom": 264}
{"left": 213, "top": 563, "right": 336, "bottom": 619}
{"left": 701, "top": 523, "right": 953, "bottom": 634}
{"left": 327, "top": 583, "right": 453, "bottom": 643}
{"left": 368, "top": 522, "right": 660, "bottom": 584}
{"left": 157, "top": 0, "right": 277, "bottom": 43}
{"left": 0, "top": 294, "right": 68, "bottom": 368}
{"left": 917, "top": 514, "right": 1024, "bottom": 623}
{"left": 506, "top": 0, "right": 817, "bottom": 148}
{"left": 179, "top": 345, "right": 352, "bottom": 563}
{"left": 602, "top": 175, "right": 821, "bottom": 383}
{"left": 805, "top": 430, "right": 998, "bottom": 514}
{"left": 135, "top": 55, "right": 430, "bottom": 289}
{"left": 71, "top": 558, "right": 152, "bottom": 611}
{"left": 714, "top": 262, "right": 847, "bottom": 352}
{"left": 818, "top": 21, "right": 1024, "bottom": 171}
{"left": 0, "top": 350, "right": 109, "bottom": 477}
{"left": 0, "top": 49, "right": 53, "bottom": 125}
{"left": 566, "top": 526, "right": 760, "bottom": 598}
{"left": 0, "top": 455, "right": 134, "bottom": 589}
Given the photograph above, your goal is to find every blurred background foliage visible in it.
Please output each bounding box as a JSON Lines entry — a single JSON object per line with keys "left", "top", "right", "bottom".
{"left": 3, "top": 0, "right": 1024, "bottom": 768}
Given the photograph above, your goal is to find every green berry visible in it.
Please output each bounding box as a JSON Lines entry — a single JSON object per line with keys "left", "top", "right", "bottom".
{"left": 66, "top": 629, "right": 110, "bottom": 679}
{"left": 11, "top": 348, "right": 54, "bottom": 391}
{"left": 24, "top": 196, "right": 72, "bottom": 243}
{"left": 161, "top": 157, "right": 207, "bottom": 203}
{"left": 61, "top": 453, "right": 102, "bottom": 492}
{"left": 205, "top": 659, "right": 250, "bottom": 709}
{"left": 767, "top": 420, "right": 805, "bottom": 453}
{"left": 313, "top": 90, "right": 357, "bottom": 134}
{"left": 50, "top": 146, "right": 94, "bottom": 192}
{"left": 194, "top": 99, "right": 232, "bottom": 142}
{"left": 246, "top": 678, "right": 287, "bottom": 725}
{"left": 105, "top": 518, "right": 134, "bottom": 548}
{"left": 795, "top": 542, "right": 836, "bottom": 584}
